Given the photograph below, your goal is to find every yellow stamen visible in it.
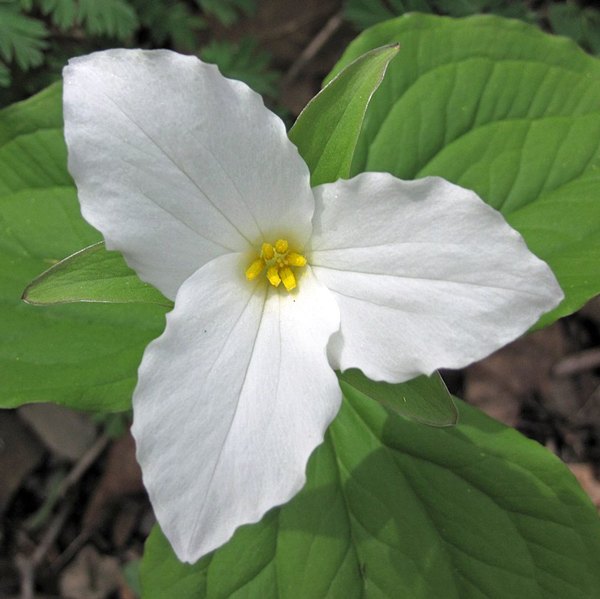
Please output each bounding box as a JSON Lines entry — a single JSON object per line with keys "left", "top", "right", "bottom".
{"left": 275, "top": 239, "right": 288, "bottom": 254}
{"left": 267, "top": 266, "right": 281, "bottom": 287}
{"left": 286, "top": 252, "right": 307, "bottom": 267}
{"left": 246, "top": 258, "right": 265, "bottom": 280}
{"left": 280, "top": 267, "right": 296, "bottom": 291}
{"left": 262, "top": 243, "right": 274, "bottom": 260}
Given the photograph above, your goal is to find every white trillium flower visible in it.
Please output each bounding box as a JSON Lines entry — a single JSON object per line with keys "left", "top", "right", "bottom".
{"left": 63, "top": 49, "right": 564, "bottom": 563}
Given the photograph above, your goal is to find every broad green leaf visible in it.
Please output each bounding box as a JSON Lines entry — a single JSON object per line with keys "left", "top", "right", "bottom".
{"left": 23, "top": 241, "right": 173, "bottom": 307}
{"left": 339, "top": 369, "right": 457, "bottom": 426}
{"left": 140, "top": 393, "right": 600, "bottom": 599}
{"left": 0, "top": 83, "right": 166, "bottom": 412}
{"left": 329, "top": 14, "right": 600, "bottom": 329}
{"left": 289, "top": 44, "right": 399, "bottom": 187}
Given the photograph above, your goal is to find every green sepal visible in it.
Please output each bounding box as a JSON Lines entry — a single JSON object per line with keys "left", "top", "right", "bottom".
{"left": 289, "top": 44, "right": 399, "bottom": 187}
{"left": 22, "top": 241, "right": 173, "bottom": 308}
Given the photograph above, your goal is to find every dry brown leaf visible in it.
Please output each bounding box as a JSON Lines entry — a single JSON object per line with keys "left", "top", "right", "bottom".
{"left": 19, "top": 403, "right": 97, "bottom": 462}
{"left": 569, "top": 463, "right": 600, "bottom": 511}
{"left": 463, "top": 325, "right": 572, "bottom": 426}
{"left": 59, "top": 545, "right": 120, "bottom": 599}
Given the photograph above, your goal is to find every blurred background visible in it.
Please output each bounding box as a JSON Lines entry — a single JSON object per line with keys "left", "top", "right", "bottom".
{"left": 1, "top": 0, "right": 600, "bottom": 597}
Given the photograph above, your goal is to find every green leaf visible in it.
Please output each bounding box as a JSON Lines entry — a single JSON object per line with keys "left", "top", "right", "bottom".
{"left": 549, "top": 3, "right": 585, "bottom": 44}
{"left": 38, "top": 0, "right": 78, "bottom": 30}
{"left": 140, "top": 393, "right": 600, "bottom": 598}
{"left": 77, "top": 0, "right": 139, "bottom": 39}
{"left": 345, "top": 0, "right": 433, "bottom": 31}
{"left": 289, "top": 44, "right": 399, "bottom": 187}
{"left": 197, "top": 0, "right": 255, "bottom": 27}
{"left": 0, "top": 62, "right": 10, "bottom": 88}
{"left": 40, "top": 0, "right": 139, "bottom": 37}
{"left": 329, "top": 13, "right": 600, "bottom": 330}
{"left": 338, "top": 369, "right": 457, "bottom": 425}
{"left": 22, "top": 241, "right": 173, "bottom": 308}
{"left": 0, "top": 83, "right": 166, "bottom": 411}
{"left": 434, "top": 0, "right": 486, "bottom": 17}
{"left": 132, "top": 0, "right": 206, "bottom": 50}
{"left": 582, "top": 7, "right": 600, "bottom": 55}
{"left": 200, "top": 38, "right": 279, "bottom": 97}
{"left": 0, "top": 4, "right": 48, "bottom": 70}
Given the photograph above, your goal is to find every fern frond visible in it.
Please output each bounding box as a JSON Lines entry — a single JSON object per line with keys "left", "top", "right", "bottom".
{"left": 132, "top": 0, "right": 206, "bottom": 49}
{"left": 345, "top": 0, "right": 432, "bottom": 30}
{"left": 0, "top": 2, "right": 48, "bottom": 69}
{"left": 38, "top": 0, "right": 77, "bottom": 29}
{"left": 37, "top": 0, "right": 139, "bottom": 38}
{"left": 200, "top": 38, "right": 279, "bottom": 96}
{"left": 197, "top": 0, "right": 255, "bottom": 27}
{"left": 0, "top": 61, "right": 11, "bottom": 87}
{"left": 77, "top": 0, "right": 138, "bottom": 39}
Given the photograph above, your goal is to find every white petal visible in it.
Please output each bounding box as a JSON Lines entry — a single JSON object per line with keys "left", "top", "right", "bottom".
{"left": 309, "top": 173, "right": 563, "bottom": 382}
{"left": 132, "top": 253, "right": 340, "bottom": 562}
{"left": 63, "top": 50, "right": 313, "bottom": 300}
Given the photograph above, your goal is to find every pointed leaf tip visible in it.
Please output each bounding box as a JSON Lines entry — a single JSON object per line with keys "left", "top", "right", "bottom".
{"left": 23, "top": 242, "right": 173, "bottom": 308}
{"left": 289, "top": 44, "right": 400, "bottom": 187}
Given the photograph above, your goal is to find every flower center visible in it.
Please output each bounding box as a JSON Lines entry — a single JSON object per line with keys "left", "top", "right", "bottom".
{"left": 245, "top": 238, "right": 307, "bottom": 291}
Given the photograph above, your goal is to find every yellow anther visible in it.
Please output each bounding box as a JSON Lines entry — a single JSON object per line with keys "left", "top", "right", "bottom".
{"left": 275, "top": 239, "right": 288, "bottom": 254}
{"left": 262, "top": 243, "right": 274, "bottom": 260}
{"left": 246, "top": 258, "right": 265, "bottom": 280}
{"left": 267, "top": 266, "right": 281, "bottom": 287}
{"left": 280, "top": 267, "right": 296, "bottom": 291}
{"left": 246, "top": 238, "right": 306, "bottom": 291}
{"left": 286, "top": 252, "right": 307, "bottom": 267}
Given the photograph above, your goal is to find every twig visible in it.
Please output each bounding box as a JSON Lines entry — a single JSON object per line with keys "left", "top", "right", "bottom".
{"left": 56, "top": 433, "right": 110, "bottom": 499}
{"left": 16, "top": 500, "right": 73, "bottom": 599}
{"left": 554, "top": 347, "right": 600, "bottom": 377}
{"left": 281, "top": 10, "right": 344, "bottom": 89}
{"left": 14, "top": 433, "right": 111, "bottom": 596}
{"left": 49, "top": 530, "right": 90, "bottom": 575}
{"left": 257, "top": 5, "right": 335, "bottom": 42}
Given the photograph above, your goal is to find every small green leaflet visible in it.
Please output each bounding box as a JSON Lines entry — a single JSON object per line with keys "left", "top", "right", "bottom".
{"left": 289, "top": 43, "right": 399, "bottom": 187}
{"left": 140, "top": 394, "right": 600, "bottom": 599}
{"left": 23, "top": 241, "right": 173, "bottom": 308}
